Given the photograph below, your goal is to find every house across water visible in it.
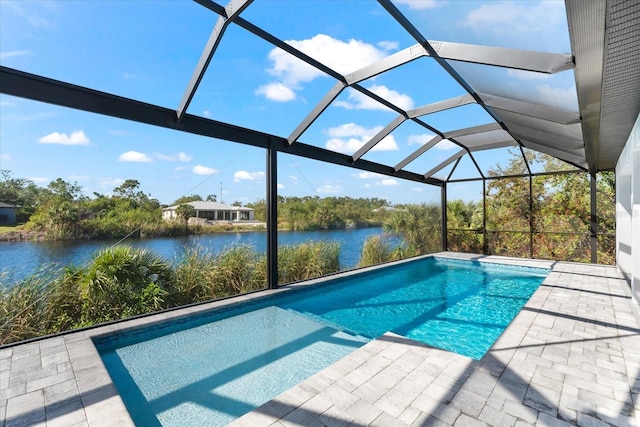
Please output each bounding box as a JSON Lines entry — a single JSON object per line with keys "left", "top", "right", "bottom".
{"left": 0, "top": 202, "right": 16, "bottom": 226}
{"left": 162, "top": 201, "right": 255, "bottom": 222}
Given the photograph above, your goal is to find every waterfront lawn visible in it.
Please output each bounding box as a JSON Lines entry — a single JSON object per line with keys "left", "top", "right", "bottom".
{"left": 0, "top": 225, "right": 19, "bottom": 234}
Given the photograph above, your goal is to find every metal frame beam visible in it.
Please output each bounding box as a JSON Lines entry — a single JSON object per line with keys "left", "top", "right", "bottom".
{"left": 424, "top": 149, "right": 465, "bottom": 179}
{"left": 394, "top": 135, "right": 442, "bottom": 172}
{"left": 515, "top": 139, "right": 587, "bottom": 169}
{"left": 0, "top": 66, "right": 443, "bottom": 187}
{"left": 177, "top": 0, "right": 253, "bottom": 120}
{"left": 378, "top": 0, "right": 553, "bottom": 168}
{"left": 355, "top": 94, "right": 479, "bottom": 164}
{"left": 408, "top": 95, "right": 476, "bottom": 118}
{"left": 565, "top": 0, "right": 606, "bottom": 175}
{"left": 479, "top": 93, "right": 580, "bottom": 125}
{"left": 344, "top": 44, "right": 425, "bottom": 85}
{"left": 352, "top": 115, "right": 405, "bottom": 161}
{"left": 444, "top": 123, "right": 503, "bottom": 139}
{"left": 432, "top": 40, "right": 574, "bottom": 74}
{"left": 287, "top": 81, "right": 346, "bottom": 144}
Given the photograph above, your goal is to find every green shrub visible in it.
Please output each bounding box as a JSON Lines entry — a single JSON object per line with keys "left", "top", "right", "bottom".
{"left": 79, "top": 246, "right": 175, "bottom": 324}
{"left": 359, "top": 235, "right": 393, "bottom": 267}
{"left": 358, "top": 235, "right": 411, "bottom": 267}
{"left": 0, "top": 273, "right": 48, "bottom": 344}
{"left": 278, "top": 241, "right": 340, "bottom": 283}
{"left": 0, "top": 241, "right": 345, "bottom": 345}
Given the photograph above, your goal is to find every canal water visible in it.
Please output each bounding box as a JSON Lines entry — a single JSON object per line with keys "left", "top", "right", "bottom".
{"left": 0, "top": 228, "right": 394, "bottom": 282}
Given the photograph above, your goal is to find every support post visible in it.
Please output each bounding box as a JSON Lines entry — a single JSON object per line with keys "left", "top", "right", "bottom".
{"left": 482, "top": 178, "right": 488, "bottom": 255}
{"left": 441, "top": 183, "right": 447, "bottom": 251}
{"left": 590, "top": 172, "right": 598, "bottom": 263}
{"left": 266, "top": 142, "right": 278, "bottom": 289}
{"left": 529, "top": 175, "right": 534, "bottom": 259}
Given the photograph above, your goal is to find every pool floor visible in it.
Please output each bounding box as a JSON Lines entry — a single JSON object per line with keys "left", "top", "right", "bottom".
{"left": 280, "top": 258, "right": 547, "bottom": 359}
{"left": 98, "top": 307, "right": 368, "bottom": 426}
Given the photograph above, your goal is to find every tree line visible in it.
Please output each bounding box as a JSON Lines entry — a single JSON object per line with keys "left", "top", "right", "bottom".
{"left": 0, "top": 171, "right": 395, "bottom": 239}
{"left": 1, "top": 149, "right": 616, "bottom": 265}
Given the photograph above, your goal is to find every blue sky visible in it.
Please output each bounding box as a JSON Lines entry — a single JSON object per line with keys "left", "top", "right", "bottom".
{"left": 0, "top": 0, "right": 574, "bottom": 206}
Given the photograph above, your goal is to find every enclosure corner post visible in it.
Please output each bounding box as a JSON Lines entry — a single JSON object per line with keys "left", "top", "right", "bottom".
{"left": 441, "top": 183, "right": 447, "bottom": 251}
{"left": 267, "top": 141, "right": 278, "bottom": 289}
{"left": 482, "top": 178, "right": 488, "bottom": 255}
{"left": 529, "top": 175, "right": 533, "bottom": 259}
{"left": 590, "top": 172, "right": 598, "bottom": 264}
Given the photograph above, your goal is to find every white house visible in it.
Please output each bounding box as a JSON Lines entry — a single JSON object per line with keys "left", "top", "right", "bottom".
{"left": 162, "top": 201, "right": 255, "bottom": 222}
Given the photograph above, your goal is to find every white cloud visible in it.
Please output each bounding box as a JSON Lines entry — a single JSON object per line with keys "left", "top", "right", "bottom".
{"left": 29, "top": 176, "right": 49, "bottom": 184}
{"left": 436, "top": 139, "right": 458, "bottom": 150}
{"left": 356, "top": 171, "right": 384, "bottom": 179}
{"left": 411, "top": 187, "right": 424, "bottom": 192}
{"left": 99, "top": 178, "right": 125, "bottom": 189}
{"left": 118, "top": 151, "right": 152, "bottom": 163}
{"left": 67, "top": 175, "right": 90, "bottom": 181}
{"left": 203, "top": 110, "right": 211, "bottom": 118}
{"left": 379, "top": 179, "right": 398, "bottom": 186}
{"left": 155, "top": 151, "right": 192, "bottom": 162}
{"left": 0, "top": 153, "right": 10, "bottom": 161}
{"left": 277, "top": 183, "right": 285, "bottom": 189}
{"left": 507, "top": 69, "right": 552, "bottom": 81}
{"left": 0, "top": 50, "right": 31, "bottom": 60}
{"left": 233, "top": 170, "right": 265, "bottom": 181}
{"left": 177, "top": 152, "right": 192, "bottom": 162}
{"left": 462, "top": 1, "right": 565, "bottom": 35}
{"left": 394, "top": 0, "right": 442, "bottom": 10}
{"left": 377, "top": 41, "right": 399, "bottom": 51}
{"left": 289, "top": 175, "right": 298, "bottom": 181}
{"left": 255, "top": 82, "right": 296, "bottom": 102}
{"left": 38, "top": 130, "right": 90, "bottom": 145}
{"left": 258, "top": 34, "right": 395, "bottom": 102}
{"left": 317, "top": 184, "right": 343, "bottom": 194}
{"left": 325, "top": 123, "right": 399, "bottom": 154}
{"left": 334, "top": 85, "right": 414, "bottom": 110}
{"left": 407, "top": 134, "right": 436, "bottom": 146}
{"left": 357, "top": 172, "right": 398, "bottom": 187}
{"left": 192, "top": 165, "right": 218, "bottom": 176}
{"left": 535, "top": 84, "right": 577, "bottom": 111}
{"left": 2, "top": 1, "right": 56, "bottom": 29}
{"left": 327, "top": 123, "right": 370, "bottom": 138}
{"left": 121, "top": 73, "right": 141, "bottom": 80}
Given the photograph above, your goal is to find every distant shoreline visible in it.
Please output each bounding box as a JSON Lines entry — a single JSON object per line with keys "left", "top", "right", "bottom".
{"left": 0, "top": 221, "right": 384, "bottom": 243}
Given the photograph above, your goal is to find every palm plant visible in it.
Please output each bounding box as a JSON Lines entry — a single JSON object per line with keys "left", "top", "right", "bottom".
{"left": 383, "top": 204, "right": 441, "bottom": 255}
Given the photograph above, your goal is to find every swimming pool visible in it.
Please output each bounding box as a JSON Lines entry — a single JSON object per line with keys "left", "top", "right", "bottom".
{"left": 95, "top": 256, "right": 548, "bottom": 426}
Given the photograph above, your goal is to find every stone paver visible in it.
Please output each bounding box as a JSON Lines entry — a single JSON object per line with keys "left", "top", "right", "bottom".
{"left": 1, "top": 253, "right": 638, "bottom": 426}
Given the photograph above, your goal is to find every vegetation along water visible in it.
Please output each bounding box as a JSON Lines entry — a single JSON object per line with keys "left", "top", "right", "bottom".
{"left": 0, "top": 152, "right": 616, "bottom": 344}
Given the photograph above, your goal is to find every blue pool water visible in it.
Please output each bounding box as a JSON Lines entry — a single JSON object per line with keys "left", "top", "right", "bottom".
{"left": 96, "top": 257, "right": 548, "bottom": 426}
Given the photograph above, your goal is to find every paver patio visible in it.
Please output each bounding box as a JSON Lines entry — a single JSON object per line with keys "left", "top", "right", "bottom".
{"left": 2, "top": 253, "right": 638, "bottom": 427}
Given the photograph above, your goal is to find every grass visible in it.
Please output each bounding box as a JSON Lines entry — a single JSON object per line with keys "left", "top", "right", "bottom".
{"left": 0, "top": 225, "right": 19, "bottom": 234}
{"left": 0, "top": 240, "right": 343, "bottom": 345}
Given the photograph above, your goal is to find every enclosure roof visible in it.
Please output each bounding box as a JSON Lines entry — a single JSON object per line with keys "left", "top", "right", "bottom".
{"left": 1, "top": 0, "right": 638, "bottom": 184}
